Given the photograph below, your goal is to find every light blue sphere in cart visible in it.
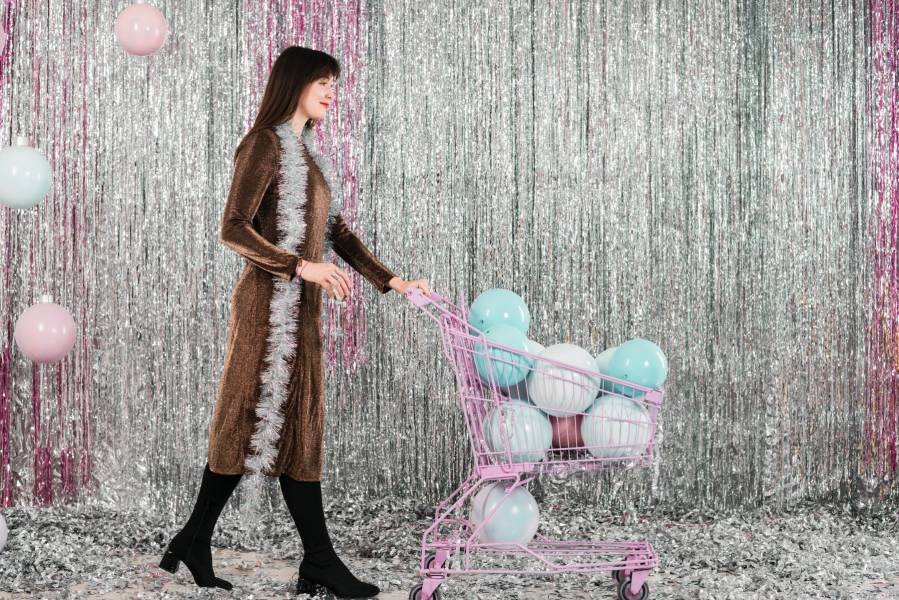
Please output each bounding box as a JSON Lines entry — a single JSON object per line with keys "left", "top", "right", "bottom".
{"left": 594, "top": 346, "right": 618, "bottom": 393}
{"left": 483, "top": 399, "right": 552, "bottom": 463}
{"left": 469, "top": 481, "right": 540, "bottom": 545}
{"left": 0, "top": 138, "right": 52, "bottom": 209}
{"left": 473, "top": 324, "right": 535, "bottom": 387}
{"left": 604, "top": 338, "right": 668, "bottom": 397}
{"left": 468, "top": 289, "right": 530, "bottom": 334}
{"left": 501, "top": 339, "right": 545, "bottom": 401}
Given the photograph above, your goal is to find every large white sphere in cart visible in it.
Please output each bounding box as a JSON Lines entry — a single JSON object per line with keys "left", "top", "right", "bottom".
{"left": 469, "top": 481, "right": 540, "bottom": 545}
{"left": 581, "top": 395, "right": 652, "bottom": 459}
{"left": 528, "top": 343, "right": 602, "bottom": 416}
{"left": 483, "top": 399, "right": 552, "bottom": 463}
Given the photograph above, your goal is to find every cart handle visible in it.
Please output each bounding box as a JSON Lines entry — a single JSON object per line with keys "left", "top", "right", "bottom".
{"left": 403, "top": 287, "right": 464, "bottom": 313}
{"left": 403, "top": 287, "right": 442, "bottom": 307}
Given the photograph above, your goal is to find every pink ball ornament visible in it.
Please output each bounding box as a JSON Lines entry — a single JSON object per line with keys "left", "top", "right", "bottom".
{"left": 549, "top": 414, "right": 584, "bottom": 450}
{"left": 14, "top": 294, "right": 76, "bottom": 363}
{"left": 114, "top": 3, "right": 169, "bottom": 56}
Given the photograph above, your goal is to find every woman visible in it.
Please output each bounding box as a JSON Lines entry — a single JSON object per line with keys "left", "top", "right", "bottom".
{"left": 158, "top": 46, "right": 431, "bottom": 598}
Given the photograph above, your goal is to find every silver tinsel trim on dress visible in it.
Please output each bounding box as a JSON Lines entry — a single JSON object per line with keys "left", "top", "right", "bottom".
{"left": 243, "top": 122, "right": 310, "bottom": 476}
{"left": 244, "top": 123, "right": 344, "bottom": 477}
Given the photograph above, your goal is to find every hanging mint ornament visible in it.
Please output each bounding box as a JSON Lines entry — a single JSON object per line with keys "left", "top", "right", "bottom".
{"left": 0, "top": 135, "right": 52, "bottom": 209}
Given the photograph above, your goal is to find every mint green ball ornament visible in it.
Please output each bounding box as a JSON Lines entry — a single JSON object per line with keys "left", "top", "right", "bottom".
{"left": 605, "top": 338, "right": 668, "bottom": 397}
{"left": 474, "top": 324, "right": 535, "bottom": 387}
{"left": 468, "top": 288, "right": 530, "bottom": 335}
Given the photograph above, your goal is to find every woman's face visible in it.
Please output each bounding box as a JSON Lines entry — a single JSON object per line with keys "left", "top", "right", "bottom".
{"left": 299, "top": 74, "right": 336, "bottom": 123}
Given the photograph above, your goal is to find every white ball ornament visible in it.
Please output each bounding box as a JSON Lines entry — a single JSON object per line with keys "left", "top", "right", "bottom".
{"left": 581, "top": 395, "right": 652, "bottom": 459}
{"left": 483, "top": 399, "right": 552, "bottom": 463}
{"left": 0, "top": 136, "right": 52, "bottom": 209}
{"left": 528, "top": 343, "right": 601, "bottom": 417}
{"left": 469, "top": 481, "right": 540, "bottom": 545}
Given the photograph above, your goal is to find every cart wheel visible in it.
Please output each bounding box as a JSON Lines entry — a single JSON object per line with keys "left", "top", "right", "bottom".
{"left": 409, "top": 583, "right": 442, "bottom": 600}
{"left": 612, "top": 569, "right": 624, "bottom": 583}
{"left": 617, "top": 577, "right": 650, "bottom": 600}
{"left": 424, "top": 552, "right": 438, "bottom": 570}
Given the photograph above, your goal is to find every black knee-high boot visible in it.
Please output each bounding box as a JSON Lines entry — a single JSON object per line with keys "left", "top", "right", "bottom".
{"left": 278, "top": 474, "right": 380, "bottom": 598}
{"left": 158, "top": 462, "right": 242, "bottom": 590}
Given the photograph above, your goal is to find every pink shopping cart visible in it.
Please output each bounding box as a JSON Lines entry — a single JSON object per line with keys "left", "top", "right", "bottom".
{"left": 402, "top": 288, "right": 665, "bottom": 600}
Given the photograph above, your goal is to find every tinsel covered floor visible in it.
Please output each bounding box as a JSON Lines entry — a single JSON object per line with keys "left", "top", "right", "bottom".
{"left": 0, "top": 491, "right": 897, "bottom": 599}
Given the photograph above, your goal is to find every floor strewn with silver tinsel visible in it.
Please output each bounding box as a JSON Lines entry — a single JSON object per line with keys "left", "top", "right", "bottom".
{"left": 0, "top": 490, "right": 897, "bottom": 599}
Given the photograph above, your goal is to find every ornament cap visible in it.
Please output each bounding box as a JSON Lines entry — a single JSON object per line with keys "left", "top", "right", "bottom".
{"left": 39, "top": 293, "right": 53, "bottom": 303}
{"left": 14, "top": 135, "right": 30, "bottom": 147}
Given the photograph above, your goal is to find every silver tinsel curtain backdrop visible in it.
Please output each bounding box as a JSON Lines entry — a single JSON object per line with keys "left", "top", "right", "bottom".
{"left": 0, "top": 0, "right": 896, "bottom": 525}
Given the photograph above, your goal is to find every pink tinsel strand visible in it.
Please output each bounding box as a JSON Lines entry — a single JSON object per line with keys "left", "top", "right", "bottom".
{"left": 30, "top": 364, "right": 53, "bottom": 504}
{"left": 60, "top": 447, "right": 75, "bottom": 501}
{"left": 323, "top": 0, "right": 369, "bottom": 377}
{"left": 0, "top": 321, "right": 11, "bottom": 507}
{"left": 33, "top": 446, "right": 52, "bottom": 505}
{"left": 864, "top": 0, "right": 899, "bottom": 481}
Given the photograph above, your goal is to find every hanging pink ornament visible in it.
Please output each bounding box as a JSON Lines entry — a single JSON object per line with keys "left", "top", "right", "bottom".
{"left": 14, "top": 294, "right": 76, "bottom": 364}
{"left": 114, "top": 2, "right": 169, "bottom": 56}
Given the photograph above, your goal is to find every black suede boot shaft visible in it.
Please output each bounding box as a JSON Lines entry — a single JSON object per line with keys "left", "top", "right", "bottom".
{"left": 159, "top": 463, "right": 242, "bottom": 590}
{"left": 279, "top": 474, "right": 379, "bottom": 598}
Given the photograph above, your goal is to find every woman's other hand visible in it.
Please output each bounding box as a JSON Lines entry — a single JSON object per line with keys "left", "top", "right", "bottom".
{"left": 296, "top": 260, "right": 352, "bottom": 301}
{"left": 388, "top": 277, "right": 432, "bottom": 297}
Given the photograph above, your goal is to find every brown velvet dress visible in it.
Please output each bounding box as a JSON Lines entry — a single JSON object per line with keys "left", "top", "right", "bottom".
{"left": 206, "top": 125, "right": 397, "bottom": 481}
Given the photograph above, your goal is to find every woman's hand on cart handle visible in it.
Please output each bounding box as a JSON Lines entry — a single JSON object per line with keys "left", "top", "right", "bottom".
{"left": 296, "top": 259, "right": 352, "bottom": 301}
{"left": 388, "top": 276, "right": 432, "bottom": 298}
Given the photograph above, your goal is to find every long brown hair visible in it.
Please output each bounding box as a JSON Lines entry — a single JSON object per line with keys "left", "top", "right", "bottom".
{"left": 236, "top": 46, "right": 340, "bottom": 157}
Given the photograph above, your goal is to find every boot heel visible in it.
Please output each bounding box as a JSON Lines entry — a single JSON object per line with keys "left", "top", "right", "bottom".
{"left": 159, "top": 550, "right": 180, "bottom": 574}
{"left": 296, "top": 578, "right": 323, "bottom": 595}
